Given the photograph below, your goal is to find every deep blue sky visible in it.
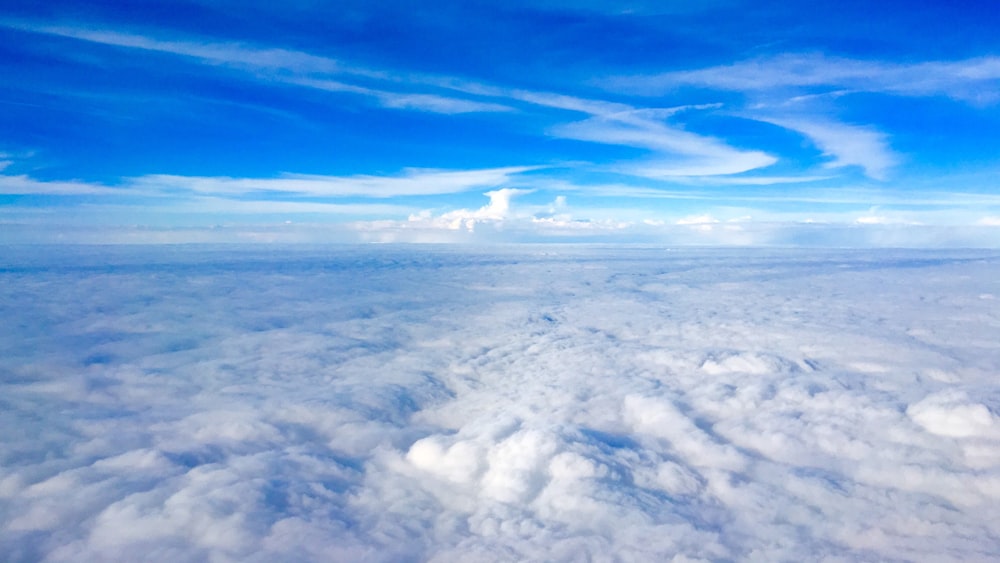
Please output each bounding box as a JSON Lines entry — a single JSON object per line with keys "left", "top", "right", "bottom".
{"left": 3, "top": 0, "right": 1000, "bottom": 243}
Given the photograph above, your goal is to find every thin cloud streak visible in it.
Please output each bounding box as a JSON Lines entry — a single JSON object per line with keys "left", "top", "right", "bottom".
{"left": 758, "top": 117, "right": 899, "bottom": 180}
{"left": 12, "top": 23, "right": 347, "bottom": 74}
{"left": 175, "top": 198, "right": 416, "bottom": 216}
{"left": 292, "top": 78, "right": 515, "bottom": 114}
{"left": 0, "top": 166, "right": 537, "bottom": 199}
{"left": 552, "top": 111, "right": 777, "bottom": 178}
{"left": 609, "top": 53, "right": 1000, "bottom": 103}
{"left": 536, "top": 178, "right": 1000, "bottom": 207}
{"left": 8, "top": 22, "right": 512, "bottom": 115}
{"left": 131, "top": 167, "right": 538, "bottom": 198}
{"left": 4, "top": 14, "right": 1000, "bottom": 241}
{"left": 598, "top": 53, "right": 998, "bottom": 182}
{"left": 8, "top": 21, "right": 784, "bottom": 179}
{"left": 0, "top": 175, "right": 128, "bottom": 195}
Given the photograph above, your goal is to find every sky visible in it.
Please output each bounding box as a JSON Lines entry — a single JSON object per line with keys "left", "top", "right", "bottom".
{"left": 2, "top": 0, "right": 1000, "bottom": 244}
{"left": 3, "top": 245, "right": 1000, "bottom": 560}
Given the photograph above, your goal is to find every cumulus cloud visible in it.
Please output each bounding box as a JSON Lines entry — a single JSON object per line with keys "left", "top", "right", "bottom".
{"left": 396, "top": 187, "right": 534, "bottom": 234}
{"left": 676, "top": 214, "right": 723, "bottom": 226}
{"left": 450, "top": 187, "right": 529, "bottom": 221}
{"left": 908, "top": 390, "right": 999, "bottom": 440}
{"left": 352, "top": 189, "right": 642, "bottom": 243}
{"left": 3, "top": 246, "right": 1000, "bottom": 560}
{"left": 354, "top": 188, "right": 593, "bottom": 242}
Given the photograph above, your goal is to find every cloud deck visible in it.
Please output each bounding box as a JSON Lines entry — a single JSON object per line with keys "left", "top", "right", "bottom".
{"left": 2, "top": 246, "right": 999, "bottom": 561}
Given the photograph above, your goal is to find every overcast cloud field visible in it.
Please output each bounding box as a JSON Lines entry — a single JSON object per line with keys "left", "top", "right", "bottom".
{"left": 2, "top": 245, "right": 1000, "bottom": 562}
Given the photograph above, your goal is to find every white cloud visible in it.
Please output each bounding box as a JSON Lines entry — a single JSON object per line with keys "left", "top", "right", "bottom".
{"left": 908, "top": 391, "right": 999, "bottom": 439}
{"left": 174, "top": 198, "right": 415, "bottom": 215}
{"left": 374, "top": 92, "right": 514, "bottom": 114}
{"left": 14, "top": 24, "right": 348, "bottom": 74}
{"left": 0, "top": 174, "right": 126, "bottom": 195}
{"left": 3, "top": 246, "right": 1000, "bottom": 560}
{"left": 759, "top": 117, "right": 898, "bottom": 179}
{"left": 409, "top": 187, "right": 533, "bottom": 231}
{"left": 609, "top": 53, "right": 1000, "bottom": 103}
{"left": 675, "top": 214, "right": 719, "bottom": 225}
{"left": 6, "top": 22, "right": 796, "bottom": 180}
{"left": 507, "top": 89, "right": 633, "bottom": 115}
{"left": 350, "top": 190, "right": 646, "bottom": 243}
{"left": 854, "top": 215, "right": 892, "bottom": 225}
{"left": 697, "top": 175, "right": 833, "bottom": 186}
{"left": 460, "top": 187, "right": 525, "bottom": 219}
{"left": 132, "top": 166, "right": 537, "bottom": 198}
{"left": 0, "top": 164, "right": 537, "bottom": 203}
{"left": 552, "top": 111, "right": 777, "bottom": 177}
{"left": 288, "top": 78, "right": 515, "bottom": 114}
{"left": 853, "top": 207, "right": 922, "bottom": 226}
{"left": 9, "top": 23, "right": 514, "bottom": 115}
{"left": 568, "top": 181, "right": 1000, "bottom": 207}
{"left": 597, "top": 53, "right": 1000, "bottom": 183}
{"left": 364, "top": 188, "right": 621, "bottom": 240}
{"left": 0, "top": 166, "right": 537, "bottom": 204}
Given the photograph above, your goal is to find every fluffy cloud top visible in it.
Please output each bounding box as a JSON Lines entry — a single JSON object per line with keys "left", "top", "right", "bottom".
{"left": 2, "top": 246, "right": 1000, "bottom": 560}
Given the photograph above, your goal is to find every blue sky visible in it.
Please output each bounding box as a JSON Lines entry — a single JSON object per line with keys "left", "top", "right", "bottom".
{"left": 3, "top": 0, "right": 1000, "bottom": 244}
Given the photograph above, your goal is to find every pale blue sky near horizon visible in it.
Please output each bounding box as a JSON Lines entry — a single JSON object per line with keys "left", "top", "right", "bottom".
{"left": 2, "top": 0, "right": 1000, "bottom": 244}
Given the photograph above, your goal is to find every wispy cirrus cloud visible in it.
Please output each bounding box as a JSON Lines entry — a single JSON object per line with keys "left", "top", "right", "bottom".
{"left": 132, "top": 166, "right": 537, "bottom": 198}
{"left": 598, "top": 53, "right": 1000, "bottom": 181}
{"left": 5, "top": 21, "right": 782, "bottom": 179}
{"left": 757, "top": 117, "right": 898, "bottom": 180}
{"left": 169, "top": 198, "right": 415, "bottom": 216}
{"left": 552, "top": 110, "right": 776, "bottom": 177}
{"left": 608, "top": 53, "right": 1000, "bottom": 104}
{"left": 7, "top": 18, "right": 994, "bottom": 213}
{"left": 486, "top": 91, "right": 776, "bottom": 178}
{"left": 0, "top": 174, "right": 127, "bottom": 195}
{"left": 11, "top": 24, "right": 349, "bottom": 74}
{"left": 541, "top": 178, "right": 1000, "bottom": 211}
{"left": 290, "top": 78, "right": 514, "bottom": 114}
{"left": 0, "top": 166, "right": 537, "bottom": 199}
{"left": 603, "top": 54, "right": 962, "bottom": 180}
{"left": 6, "top": 22, "right": 513, "bottom": 115}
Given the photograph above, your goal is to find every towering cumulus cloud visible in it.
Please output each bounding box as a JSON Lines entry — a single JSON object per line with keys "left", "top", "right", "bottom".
{"left": 2, "top": 246, "right": 1000, "bottom": 560}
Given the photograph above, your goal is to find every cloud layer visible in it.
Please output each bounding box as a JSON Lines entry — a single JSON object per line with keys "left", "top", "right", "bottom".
{"left": 2, "top": 246, "right": 1000, "bottom": 560}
